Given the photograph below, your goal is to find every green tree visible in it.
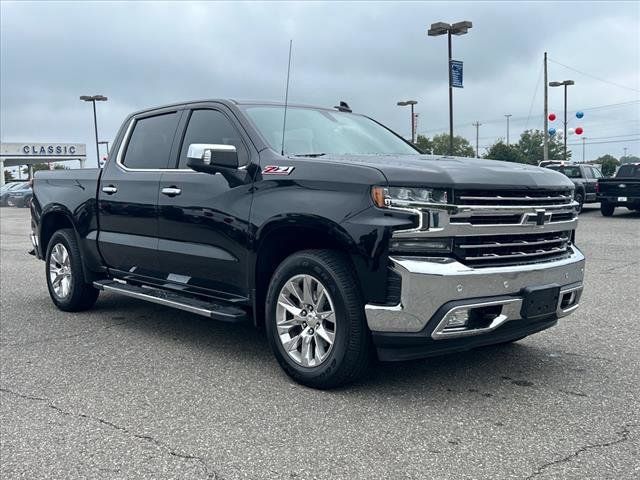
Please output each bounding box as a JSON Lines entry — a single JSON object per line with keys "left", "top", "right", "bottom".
{"left": 620, "top": 155, "right": 640, "bottom": 165}
{"left": 3, "top": 169, "right": 14, "bottom": 183}
{"left": 430, "top": 133, "right": 475, "bottom": 157}
{"left": 516, "top": 129, "right": 568, "bottom": 164}
{"left": 484, "top": 141, "right": 525, "bottom": 163}
{"left": 595, "top": 154, "right": 619, "bottom": 177}
{"left": 415, "top": 134, "right": 433, "bottom": 154}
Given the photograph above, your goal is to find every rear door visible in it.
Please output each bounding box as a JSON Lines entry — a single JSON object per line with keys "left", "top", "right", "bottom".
{"left": 98, "top": 108, "right": 182, "bottom": 279}
{"left": 156, "top": 105, "right": 254, "bottom": 301}
{"left": 583, "top": 166, "right": 598, "bottom": 201}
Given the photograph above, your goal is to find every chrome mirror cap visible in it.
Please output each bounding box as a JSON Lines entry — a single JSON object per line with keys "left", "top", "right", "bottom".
{"left": 187, "top": 144, "right": 237, "bottom": 165}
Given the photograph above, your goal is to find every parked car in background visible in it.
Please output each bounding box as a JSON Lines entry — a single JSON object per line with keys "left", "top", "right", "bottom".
{"left": 597, "top": 163, "right": 640, "bottom": 216}
{"left": 7, "top": 182, "right": 33, "bottom": 207}
{"left": 0, "top": 182, "right": 29, "bottom": 206}
{"left": 545, "top": 164, "right": 602, "bottom": 212}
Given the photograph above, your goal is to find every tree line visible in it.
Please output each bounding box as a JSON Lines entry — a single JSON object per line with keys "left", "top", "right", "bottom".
{"left": 415, "top": 129, "right": 638, "bottom": 177}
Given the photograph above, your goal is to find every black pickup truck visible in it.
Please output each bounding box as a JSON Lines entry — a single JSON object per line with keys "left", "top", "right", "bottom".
{"left": 544, "top": 163, "right": 602, "bottom": 212}
{"left": 30, "top": 99, "right": 585, "bottom": 388}
{"left": 597, "top": 163, "right": 640, "bottom": 216}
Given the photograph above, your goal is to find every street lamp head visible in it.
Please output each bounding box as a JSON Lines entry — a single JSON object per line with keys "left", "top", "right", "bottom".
{"left": 397, "top": 100, "right": 417, "bottom": 106}
{"left": 428, "top": 22, "right": 450, "bottom": 36}
{"left": 80, "top": 95, "right": 108, "bottom": 102}
{"left": 450, "top": 20, "right": 472, "bottom": 35}
{"left": 549, "top": 80, "right": 574, "bottom": 87}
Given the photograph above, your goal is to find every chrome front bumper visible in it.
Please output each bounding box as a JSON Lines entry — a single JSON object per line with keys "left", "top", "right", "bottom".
{"left": 365, "top": 247, "right": 585, "bottom": 334}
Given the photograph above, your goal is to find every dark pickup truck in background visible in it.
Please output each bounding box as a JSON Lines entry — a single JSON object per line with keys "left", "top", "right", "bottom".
{"left": 597, "top": 163, "right": 640, "bottom": 216}
{"left": 30, "top": 99, "right": 585, "bottom": 388}
{"left": 545, "top": 163, "right": 603, "bottom": 212}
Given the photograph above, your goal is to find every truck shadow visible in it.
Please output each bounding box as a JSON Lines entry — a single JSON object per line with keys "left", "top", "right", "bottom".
{"left": 93, "top": 294, "right": 592, "bottom": 401}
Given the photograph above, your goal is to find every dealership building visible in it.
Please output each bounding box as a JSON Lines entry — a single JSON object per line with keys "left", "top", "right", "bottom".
{"left": 0, "top": 142, "right": 87, "bottom": 187}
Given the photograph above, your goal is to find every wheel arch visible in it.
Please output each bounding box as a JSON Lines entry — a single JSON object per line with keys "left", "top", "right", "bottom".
{"left": 252, "top": 216, "right": 364, "bottom": 328}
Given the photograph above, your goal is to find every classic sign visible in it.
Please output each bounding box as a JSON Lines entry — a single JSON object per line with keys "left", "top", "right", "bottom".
{"left": 0, "top": 143, "right": 86, "bottom": 158}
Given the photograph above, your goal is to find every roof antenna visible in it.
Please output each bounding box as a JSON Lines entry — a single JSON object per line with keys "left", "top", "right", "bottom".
{"left": 280, "top": 40, "right": 293, "bottom": 156}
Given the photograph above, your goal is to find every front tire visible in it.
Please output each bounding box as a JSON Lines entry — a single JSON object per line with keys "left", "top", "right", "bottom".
{"left": 45, "top": 229, "right": 99, "bottom": 311}
{"left": 600, "top": 201, "right": 615, "bottom": 217}
{"left": 574, "top": 192, "right": 584, "bottom": 213}
{"left": 265, "top": 250, "right": 370, "bottom": 389}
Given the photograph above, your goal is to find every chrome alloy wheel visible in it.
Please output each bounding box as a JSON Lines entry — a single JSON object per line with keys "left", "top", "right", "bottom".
{"left": 49, "top": 243, "right": 72, "bottom": 299}
{"left": 276, "top": 274, "right": 337, "bottom": 367}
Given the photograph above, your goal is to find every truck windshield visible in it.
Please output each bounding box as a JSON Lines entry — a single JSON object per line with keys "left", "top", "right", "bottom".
{"left": 243, "top": 106, "right": 419, "bottom": 156}
{"left": 616, "top": 164, "right": 640, "bottom": 177}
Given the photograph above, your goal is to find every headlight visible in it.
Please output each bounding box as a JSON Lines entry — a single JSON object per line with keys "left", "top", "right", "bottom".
{"left": 371, "top": 186, "right": 447, "bottom": 208}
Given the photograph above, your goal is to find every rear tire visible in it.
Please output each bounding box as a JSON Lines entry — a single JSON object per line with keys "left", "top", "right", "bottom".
{"left": 600, "top": 201, "right": 615, "bottom": 217}
{"left": 265, "top": 250, "right": 371, "bottom": 389}
{"left": 45, "top": 229, "right": 99, "bottom": 312}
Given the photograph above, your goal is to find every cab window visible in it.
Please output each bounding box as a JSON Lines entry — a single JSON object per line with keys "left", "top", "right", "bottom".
{"left": 178, "top": 109, "right": 248, "bottom": 169}
{"left": 122, "top": 112, "right": 180, "bottom": 169}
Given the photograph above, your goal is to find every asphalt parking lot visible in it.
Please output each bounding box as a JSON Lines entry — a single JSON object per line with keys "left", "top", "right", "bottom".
{"left": 1, "top": 206, "right": 638, "bottom": 479}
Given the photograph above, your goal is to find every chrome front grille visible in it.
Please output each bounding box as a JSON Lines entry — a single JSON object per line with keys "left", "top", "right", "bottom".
{"left": 389, "top": 187, "right": 579, "bottom": 268}
{"left": 453, "top": 231, "right": 572, "bottom": 267}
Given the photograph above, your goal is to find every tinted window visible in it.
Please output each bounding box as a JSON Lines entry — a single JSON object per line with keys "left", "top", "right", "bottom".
{"left": 122, "top": 112, "right": 180, "bottom": 169}
{"left": 583, "top": 167, "right": 594, "bottom": 179}
{"left": 617, "top": 164, "right": 640, "bottom": 178}
{"left": 548, "top": 165, "right": 582, "bottom": 178}
{"left": 178, "top": 109, "right": 247, "bottom": 168}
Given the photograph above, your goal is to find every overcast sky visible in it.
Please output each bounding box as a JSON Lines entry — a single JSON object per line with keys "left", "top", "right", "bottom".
{"left": 1, "top": 1, "right": 639, "bottom": 167}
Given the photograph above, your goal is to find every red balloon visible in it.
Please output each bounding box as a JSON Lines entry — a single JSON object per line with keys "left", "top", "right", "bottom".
{"left": 575, "top": 127, "right": 584, "bottom": 135}
{"left": 548, "top": 113, "right": 556, "bottom": 121}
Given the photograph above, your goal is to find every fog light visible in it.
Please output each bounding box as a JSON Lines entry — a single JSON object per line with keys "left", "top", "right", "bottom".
{"left": 443, "top": 309, "right": 470, "bottom": 329}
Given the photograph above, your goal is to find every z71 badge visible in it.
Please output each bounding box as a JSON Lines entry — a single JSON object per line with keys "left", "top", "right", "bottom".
{"left": 262, "top": 165, "right": 295, "bottom": 175}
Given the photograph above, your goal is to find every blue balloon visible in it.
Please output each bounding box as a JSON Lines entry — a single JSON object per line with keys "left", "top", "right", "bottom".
{"left": 576, "top": 111, "right": 584, "bottom": 119}
{"left": 549, "top": 127, "right": 556, "bottom": 136}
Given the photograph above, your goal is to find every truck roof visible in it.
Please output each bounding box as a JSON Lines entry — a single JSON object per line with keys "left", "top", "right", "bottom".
{"left": 128, "top": 99, "right": 350, "bottom": 117}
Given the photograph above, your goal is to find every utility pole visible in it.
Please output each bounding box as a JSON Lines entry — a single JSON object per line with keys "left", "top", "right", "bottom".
{"left": 505, "top": 114, "right": 512, "bottom": 146}
{"left": 543, "top": 52, "right": 549, "bottom": 161}
{"left": 582, "top": 137, "right": 587, "bottom": 162}
{"left": 472, "top": 121, "right": 481, "bottom": 157}
{"left": 623, "top": 147, "right": 628, "bottom": 160}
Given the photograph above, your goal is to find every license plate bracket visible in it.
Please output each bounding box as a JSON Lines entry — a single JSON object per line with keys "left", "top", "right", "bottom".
{"left": 520, "top": 285, "right": 560, "bottom": 320}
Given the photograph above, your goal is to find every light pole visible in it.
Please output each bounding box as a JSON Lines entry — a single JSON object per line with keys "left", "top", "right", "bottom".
{"left": 80, "top": 95, "right": 108, "bottom": 167}
{"left": 472, "top": 121, "right": 481, "bottom": 157}
{"left": 397, "top": 100, "right": 418, "bottom": 143}
{"left": 428, "top": 20, "right": 472, "bottom": 156}
{"left": 549, "top": 80, "right": 574, "bottom": 161}
{"left": 582, "top": 137, "right": 587, "bottom": 162}
{"left": 504, "top": 114, "right": 512, "bottom": 146}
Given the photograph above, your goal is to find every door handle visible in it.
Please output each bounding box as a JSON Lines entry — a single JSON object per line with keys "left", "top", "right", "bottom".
{"left": 102, "top": 185, "right": 118, "bottom": 194}
{"left": 161, "top": 187, "right": 182, "bottom": 197}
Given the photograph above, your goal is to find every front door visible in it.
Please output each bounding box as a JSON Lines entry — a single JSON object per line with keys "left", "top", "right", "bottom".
{"left": 98, "top": 109, "right": 182, "bottom": 279}
{"left": 157, "top": 106, "right": 254, "bottom": 301}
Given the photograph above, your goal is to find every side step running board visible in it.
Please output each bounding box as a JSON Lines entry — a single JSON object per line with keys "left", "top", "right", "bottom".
{"left": 93, "top": 280, "right": 247, "bottom": 323}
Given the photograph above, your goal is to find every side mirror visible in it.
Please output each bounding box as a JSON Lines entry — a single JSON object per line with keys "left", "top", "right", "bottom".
{"left": 186, "top": 144, "right": 239, "bottom": 173}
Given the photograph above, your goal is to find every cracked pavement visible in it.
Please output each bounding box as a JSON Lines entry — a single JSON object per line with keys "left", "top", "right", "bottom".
{"left": 1, "top": 206, "right": 639, "bottom": 479}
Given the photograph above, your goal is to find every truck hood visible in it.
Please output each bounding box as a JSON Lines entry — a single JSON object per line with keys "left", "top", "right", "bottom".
{"left": 316, "top": 154, "right": 574, "bottom": 190}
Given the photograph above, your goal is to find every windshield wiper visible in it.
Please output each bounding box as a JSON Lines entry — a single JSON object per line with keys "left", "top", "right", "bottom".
{"left": 291, "top": 153, "right": 327, "bottom": 158}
